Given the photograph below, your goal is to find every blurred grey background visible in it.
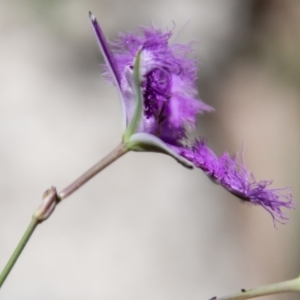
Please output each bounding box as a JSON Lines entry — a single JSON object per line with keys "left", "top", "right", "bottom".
{"left": 0, "top": 0, "right": 299, "bottom": 299}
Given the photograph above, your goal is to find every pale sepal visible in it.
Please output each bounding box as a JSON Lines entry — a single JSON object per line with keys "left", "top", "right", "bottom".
{"left": 126, "top": 133, "right": 194, "bottom": 169}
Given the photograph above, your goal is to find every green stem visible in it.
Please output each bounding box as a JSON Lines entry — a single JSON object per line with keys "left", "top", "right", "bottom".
{"left": 58, "top": 143, "right": 128, "bottom": 200}
{"left": 0, "top": 143, "right": 128, "bottom": 289}
{"left": 0, "top": 217, "right": 38, "bottom": 288}
{"left": 215, "top": 276, "right": 300, "bottom": 300}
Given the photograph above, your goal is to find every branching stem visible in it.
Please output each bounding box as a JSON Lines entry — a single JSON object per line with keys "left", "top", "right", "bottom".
{"left": 0, "top": 143, "right": 128, "bottom": 288}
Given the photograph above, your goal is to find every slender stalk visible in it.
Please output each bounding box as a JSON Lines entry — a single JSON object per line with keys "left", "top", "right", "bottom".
{"left": 0, "top": 218, "right": 38, "bottom": 288}
{"left": 0, "top": 143, "right": 128, "bottom": 288}
{"left": 215, "top": 276, "right": 300, "bottom": 300}
{"left": 58, "top": 143, "right": 128, "bottom": 200}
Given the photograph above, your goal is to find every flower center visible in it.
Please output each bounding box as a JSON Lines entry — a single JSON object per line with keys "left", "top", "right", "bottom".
{"left": 142, "top": 68, "right": 171, "bottom": 120}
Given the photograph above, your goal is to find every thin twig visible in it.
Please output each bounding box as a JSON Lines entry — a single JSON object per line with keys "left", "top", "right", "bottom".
{"left": 58, "top": 143, "right": 127, "bottom": 200}
{"left": 213, "top": 276, "right": 300, "bottom": 300}
{"left": 0, "top": 143, "right": 128, "bottom": 288}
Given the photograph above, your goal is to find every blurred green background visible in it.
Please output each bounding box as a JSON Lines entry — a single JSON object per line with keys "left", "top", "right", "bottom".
{"left": 0, "top": 0, "right": 299, "bottom": 299}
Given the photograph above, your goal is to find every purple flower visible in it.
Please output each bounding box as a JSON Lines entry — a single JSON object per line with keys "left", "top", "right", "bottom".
{"left": 176, "top": 139, "right": 294, "bottom": 224}
{"left": 89, "top": 12, "right": 295, "bottom": 223}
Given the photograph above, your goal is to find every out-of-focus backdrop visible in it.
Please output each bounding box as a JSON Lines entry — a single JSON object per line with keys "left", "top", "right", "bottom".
{"left": 0, "top": 0, "right": 299, "bottom": 299}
